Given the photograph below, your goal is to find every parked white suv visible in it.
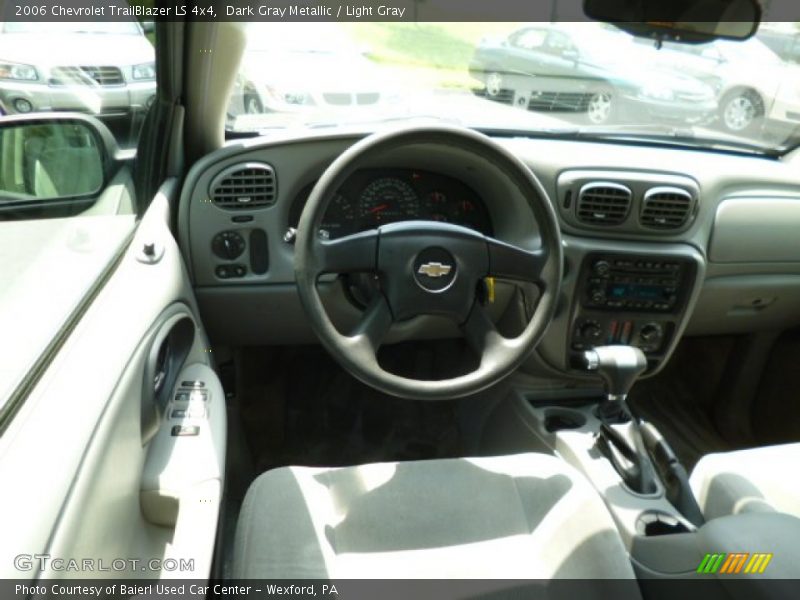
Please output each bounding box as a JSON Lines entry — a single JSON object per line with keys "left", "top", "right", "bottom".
{"left": 0, "top": 21, "right": 155, "bottom": 118}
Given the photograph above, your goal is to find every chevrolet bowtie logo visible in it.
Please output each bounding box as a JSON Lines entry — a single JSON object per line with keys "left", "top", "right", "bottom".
{"left": 417, "top": 262, "right": 453, "bottom": 278}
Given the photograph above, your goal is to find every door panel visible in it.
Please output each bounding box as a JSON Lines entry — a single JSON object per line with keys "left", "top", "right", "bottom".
{"left": 0, "top": 181, "right": 225, "bottom": 580}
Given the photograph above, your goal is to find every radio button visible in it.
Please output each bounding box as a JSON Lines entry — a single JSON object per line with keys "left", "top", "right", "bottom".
{"left": 589, "top": 288, "right": 607, "bottom": 303}
{"left": 593, "top": 260, "right": 611, "bottom": 276}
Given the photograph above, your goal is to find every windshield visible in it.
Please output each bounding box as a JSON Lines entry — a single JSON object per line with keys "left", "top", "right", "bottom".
{"left": 2, "top": 21, "right": 142, "bottom": 35}
{"left": 227, "top": 21, "right": 800, "bottom": 153}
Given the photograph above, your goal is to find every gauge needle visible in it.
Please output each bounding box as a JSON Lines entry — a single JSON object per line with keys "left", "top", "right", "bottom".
{"left": 368, "top": 203, "right": 389, "bottom": 214}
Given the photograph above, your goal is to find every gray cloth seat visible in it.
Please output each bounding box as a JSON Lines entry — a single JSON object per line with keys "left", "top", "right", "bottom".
{"left": 690, "top": 442, "right": 800, "bottom": 520}
{"left": 233, "top": 453, "right": 637, "bottom": 579}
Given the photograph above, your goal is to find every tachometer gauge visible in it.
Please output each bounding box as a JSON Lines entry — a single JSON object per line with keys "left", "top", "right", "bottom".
{"left": 359, "top": 178, "right": 419, "bottom": 227}
{"left": 319, "top": 193, "right": 356, "bottom": 239}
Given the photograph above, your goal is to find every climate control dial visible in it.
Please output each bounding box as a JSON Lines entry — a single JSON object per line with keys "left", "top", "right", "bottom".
{"left": 639, "top": 322, "right": 663, "bottom": 343}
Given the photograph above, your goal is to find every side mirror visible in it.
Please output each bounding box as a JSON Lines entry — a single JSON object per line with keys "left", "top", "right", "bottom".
{"left": 0, "top": 114, "right": 117, "bottom": 207}
{"left": 141, "top": 20, "right": 156, "bottom": 35}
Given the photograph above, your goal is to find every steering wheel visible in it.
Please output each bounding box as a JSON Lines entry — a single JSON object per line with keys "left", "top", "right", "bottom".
{"left": 295, "top": 126, "right": 562, "bottom": 400}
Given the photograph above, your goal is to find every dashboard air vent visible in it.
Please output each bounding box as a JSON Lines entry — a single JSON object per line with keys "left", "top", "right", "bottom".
{"left": 576, "top": 182, "right": 632, "bottom": 226}
{"left": 641, "top": 187, "right": 694, "bottom": 229}
{"left": 209, "top": 163, "right": 276, "bottom": 209}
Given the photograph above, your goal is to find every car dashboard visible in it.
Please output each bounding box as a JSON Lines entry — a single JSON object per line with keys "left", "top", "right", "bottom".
{"left": 178, "top": 129, "right": 800, "bottom": 381}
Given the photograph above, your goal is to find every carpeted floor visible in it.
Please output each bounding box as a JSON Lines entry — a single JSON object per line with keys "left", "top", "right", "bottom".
{"left": 235, "top": 342, "right": 476, "bottom": 474}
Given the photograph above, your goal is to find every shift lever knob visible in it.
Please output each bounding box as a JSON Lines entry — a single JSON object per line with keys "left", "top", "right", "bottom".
{"left": 583, "top": 345, "right": 647, "bottom": 401}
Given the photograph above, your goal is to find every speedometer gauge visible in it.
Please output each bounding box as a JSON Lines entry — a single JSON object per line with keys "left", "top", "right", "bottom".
{"left": 359, "top": 178, "right": 419, "bottom": 227}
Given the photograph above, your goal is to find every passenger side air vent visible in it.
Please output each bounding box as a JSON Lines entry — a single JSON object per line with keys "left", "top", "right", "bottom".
{"left": 209, "top": 163, "right": 277, "bottom": 209}
{"left": 576, "top": 183, "right": 632, "bottom": 226}
{"left": 640, "top": 187, "right": 694, "bottom": 229}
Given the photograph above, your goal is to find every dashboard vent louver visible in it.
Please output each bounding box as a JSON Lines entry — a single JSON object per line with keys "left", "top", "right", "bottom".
{"left": 576, "top": 183, "right": 632, "bottom": 226}
{"left": 209, "top": 163, "right": 277, "bottom": 209}
{"left": 641, "top": 187, "right": 694, "bottom": 229}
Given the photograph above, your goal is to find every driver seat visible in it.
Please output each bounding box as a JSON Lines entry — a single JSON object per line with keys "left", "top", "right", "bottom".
{"left": 232, "top": 453, "right": 638, "bottom": 580}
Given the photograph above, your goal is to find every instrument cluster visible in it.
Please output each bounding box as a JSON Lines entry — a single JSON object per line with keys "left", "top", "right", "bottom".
{"left": 289, "top": 169, "right": 493, "bottom": 239}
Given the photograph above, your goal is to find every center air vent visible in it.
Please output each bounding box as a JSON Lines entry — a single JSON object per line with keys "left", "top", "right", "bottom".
{"left": 209, "top": 162, "right": 276, "bottom": 209}
{"left": 576, "top": 182, "right": 632, "bottom": 226}
{"left": 641, "top": 187, "right": 694, "bottom": 229}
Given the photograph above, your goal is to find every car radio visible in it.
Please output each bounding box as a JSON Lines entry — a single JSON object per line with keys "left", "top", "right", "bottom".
{"left": 569, "top": 253, "right": 696, "bottom": 365}
{"left": 580, "top": 256, "right": 691, "bottom": 313}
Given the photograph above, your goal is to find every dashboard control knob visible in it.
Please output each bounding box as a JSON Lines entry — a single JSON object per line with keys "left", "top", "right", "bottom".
{"left": 593, "top": 260, "right": 611, "bottom": 276}
{"left": 589, "top": 287, "right": 606, "bottom": 303}
{"left": 639, "top": 323, "right": 663, "bottom": 343}
{"left": 579, "top": 321, "right": 602, "bottom": 341}
{"left": 212, "top": 231, "right": 246, "bottom": 260}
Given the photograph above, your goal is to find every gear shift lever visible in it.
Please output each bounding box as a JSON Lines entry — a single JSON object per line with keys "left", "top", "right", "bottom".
{"left": 584, "top": 345, "right": 648, "bottom": 400}
{"left": 582, "top": 346, "right": 705, "bottom": 523}
{"left": 583, "top": 345, "right": 656, "bottom": 494}
{"left": 584, "top": 345, "right": 648, "bottom": 420}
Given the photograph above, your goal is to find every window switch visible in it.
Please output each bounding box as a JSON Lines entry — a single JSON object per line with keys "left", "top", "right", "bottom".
{"left": 186, "top": 404, "right": 206, "bottom": 418}
{"left": 175, "top": 392, "right": 190, "bottom": 402}
{"left": 171, "top": 409, "right": 187, "bottom": 419}
{"left": 171, "top": 425, "right": 199, "bottom": 437}
{"left": 189, "top": 390, "right": 209, "bottom": 402}
{"left": 181, "top": 380, "right": 205, "bottom": 388}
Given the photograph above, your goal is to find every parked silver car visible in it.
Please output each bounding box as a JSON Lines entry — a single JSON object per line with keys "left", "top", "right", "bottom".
{"left": 646, "top": 36, "right": 800, "bottom": 134}
{"left": 0, "top": 21, "right": 155, "bottom": 118}
{"left": 230, "top": 23, "right": 398, "bottom": 120}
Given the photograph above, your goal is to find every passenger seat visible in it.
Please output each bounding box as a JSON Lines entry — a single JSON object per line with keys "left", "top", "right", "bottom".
{"left": 690, "top": 443, "right": 800, "bottom": 520}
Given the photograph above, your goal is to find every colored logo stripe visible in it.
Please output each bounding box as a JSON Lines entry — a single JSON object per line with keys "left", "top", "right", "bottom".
{"left": 719, "top": 553, "right": 748, "bottom": 573}
{"left": 697, "top": 552, "right": 773, "bottom": 574}
{"left": 745, "top": 553, "right": 773, "bottom": 574}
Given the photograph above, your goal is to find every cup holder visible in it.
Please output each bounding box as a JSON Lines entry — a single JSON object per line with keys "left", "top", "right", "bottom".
{"left": 636, "top": 511, "right": 690, "bottom": 536}
{"left": 544, "top": 408, "right": 587, "bottom": 432}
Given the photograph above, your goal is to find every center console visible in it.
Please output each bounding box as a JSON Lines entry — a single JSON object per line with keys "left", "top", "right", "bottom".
{"left": 569, "top": 252, "right": 697, "bottom": 371}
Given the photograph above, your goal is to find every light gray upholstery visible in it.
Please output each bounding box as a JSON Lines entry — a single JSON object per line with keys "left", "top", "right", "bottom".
{"left": 690, "top": 442, "right": 800, "bottom": 520}
{"left": 233, "top": 453, "right": 637, "bottom": 579}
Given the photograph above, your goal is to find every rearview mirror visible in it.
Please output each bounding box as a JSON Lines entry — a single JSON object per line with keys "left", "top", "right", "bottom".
{"left": 583, "top": 0, "right": 761, "bottom": 43}
{"left": 0, "top": 117, "right": 109, "bottom": 204}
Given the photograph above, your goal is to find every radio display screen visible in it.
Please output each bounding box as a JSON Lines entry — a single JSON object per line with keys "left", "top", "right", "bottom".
{"left": 608, "top": 284, "right": 670, "bottom": 301}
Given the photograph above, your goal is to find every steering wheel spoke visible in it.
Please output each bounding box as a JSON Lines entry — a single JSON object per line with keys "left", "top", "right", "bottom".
{"left": 347, "top": 294, "right": 394, "bottom": 355}
{"left": 487, "top": 237, "right": 547, "bottom": 284}
{"left": 317, "top": 230, "right": 378, "bottom": 275}
{"left": 462, "top": 302, "right": 506, "bottom": 358}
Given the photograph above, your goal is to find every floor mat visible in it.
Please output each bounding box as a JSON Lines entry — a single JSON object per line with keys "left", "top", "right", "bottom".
{"left": 236, "top": 343, "right": 472, "bottom": 474}
{"left": 628, "top": 336, "right": 736, "bottom": 470}
{"left": 753, "top": 330, "right": 800, "bottom": 445}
